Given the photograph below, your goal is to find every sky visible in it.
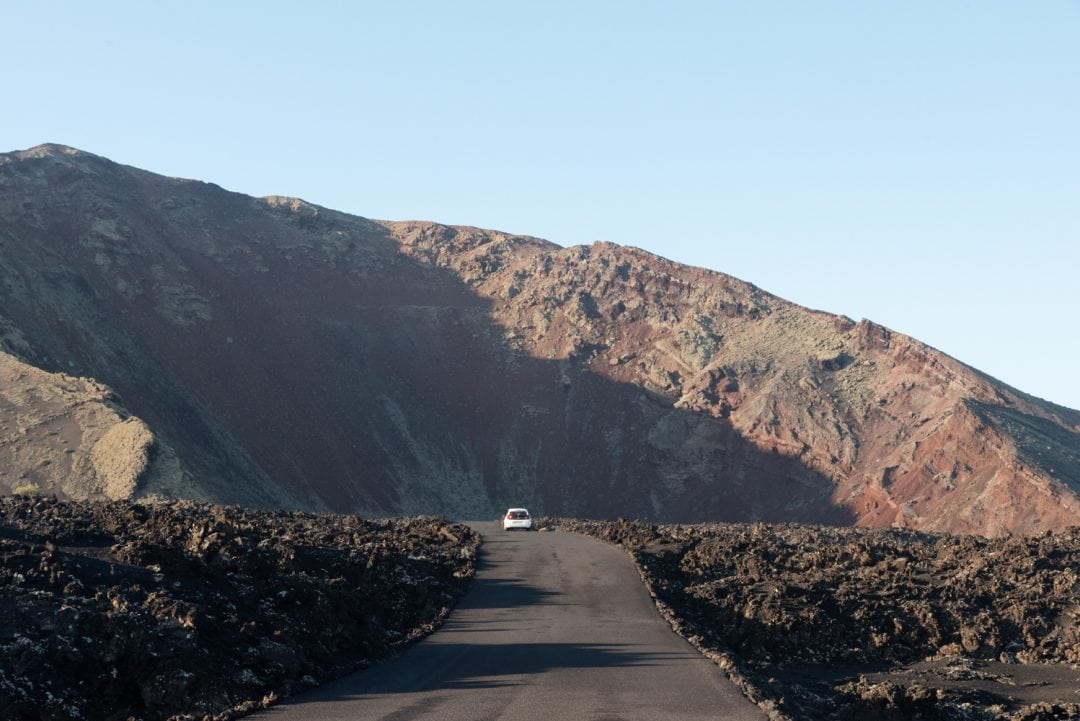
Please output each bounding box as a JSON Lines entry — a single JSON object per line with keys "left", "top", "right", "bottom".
{"left": 3, "top": 2, "right": 1079, "bottom": 408}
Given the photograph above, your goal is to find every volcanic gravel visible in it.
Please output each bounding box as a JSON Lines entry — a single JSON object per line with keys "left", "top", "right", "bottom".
{"left": 0, "top": 497, "right": 479, "bottom": 721}
{"left": 540, "top": 518, "right": 1080, "bottom": 721}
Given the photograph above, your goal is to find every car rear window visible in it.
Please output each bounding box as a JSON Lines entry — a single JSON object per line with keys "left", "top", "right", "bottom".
{"left": 508, "top": 511, "right": 529, "bottom": 519}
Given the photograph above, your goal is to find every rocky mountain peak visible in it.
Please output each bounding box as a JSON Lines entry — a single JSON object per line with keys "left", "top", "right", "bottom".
{"left": 12, "top": 143, "right": 87, "bottom": 160}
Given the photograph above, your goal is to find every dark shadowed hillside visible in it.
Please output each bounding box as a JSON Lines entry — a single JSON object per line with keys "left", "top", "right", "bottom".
{"left": 1, "top": 144, "right": 1078, "bottom": 534}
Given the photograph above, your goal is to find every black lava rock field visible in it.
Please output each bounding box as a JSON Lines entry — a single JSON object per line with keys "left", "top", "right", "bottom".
{"left": 0, "top": 497, "right": 478, "bottom": 721}
{"left": 541, "top": 518, "right": 1080, "bottom": 721}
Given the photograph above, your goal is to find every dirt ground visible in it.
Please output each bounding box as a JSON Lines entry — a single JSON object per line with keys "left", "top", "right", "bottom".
{"left": 0, "top": 497, "right": 479, "bottom": 721}
{"left": 540, "top": 518, "right": 1080, "bottom": 721}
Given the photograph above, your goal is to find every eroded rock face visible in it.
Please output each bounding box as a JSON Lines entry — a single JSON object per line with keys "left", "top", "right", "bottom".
{"left": 543, "top": 518, "right": 1080, "bottom": 721}
{"left": 399, "top": 230, "right": 1080, "bottom": 534}
{"left": 0, "top": 350, "right": 186, "bottom": 501}
{"left": 0, "top": 497, "right": 478, "bottom": 721}
{"left": 1, "top": 144, "right": 1078, "bottom": 533}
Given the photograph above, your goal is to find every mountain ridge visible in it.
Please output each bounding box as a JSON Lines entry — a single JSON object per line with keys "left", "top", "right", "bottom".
{"left": 1, "top": 143, "right": 1078, "bottom": 535}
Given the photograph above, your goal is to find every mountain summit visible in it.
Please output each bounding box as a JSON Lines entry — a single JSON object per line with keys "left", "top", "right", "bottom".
{"left": 1, "top": 144, "right": 1077, "bottom": 535}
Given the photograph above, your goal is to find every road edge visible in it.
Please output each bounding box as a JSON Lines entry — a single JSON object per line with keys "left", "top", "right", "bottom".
{"left": 537, "top": 523, "right": 794, "bottom": 721}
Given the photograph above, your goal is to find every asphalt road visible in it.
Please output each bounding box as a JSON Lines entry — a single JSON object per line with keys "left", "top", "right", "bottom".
{"left": 252, "top": 523, "right": 767, "bottom": 721}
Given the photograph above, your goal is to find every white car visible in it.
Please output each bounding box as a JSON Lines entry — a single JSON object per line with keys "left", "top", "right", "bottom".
{"left": 502, "top": 508, "right": 533, "bottom": 531}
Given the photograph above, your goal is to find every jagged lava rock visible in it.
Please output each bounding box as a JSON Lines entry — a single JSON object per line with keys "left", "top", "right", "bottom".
{"left": 0, "top": 496, "right": 478, "bottom": 721}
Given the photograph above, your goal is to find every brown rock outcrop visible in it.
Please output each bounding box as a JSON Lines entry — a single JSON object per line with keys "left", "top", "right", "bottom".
{"left": 0, "top": 350, "right": 186, "bottom": 500}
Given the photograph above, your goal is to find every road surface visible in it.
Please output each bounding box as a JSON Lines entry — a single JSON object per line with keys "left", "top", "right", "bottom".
{"left": 252, "top": 523, "right": 767, "bottom": 721}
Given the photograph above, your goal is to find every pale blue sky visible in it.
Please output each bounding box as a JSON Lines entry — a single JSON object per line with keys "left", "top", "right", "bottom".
{"left": 4, "top": 2, "right": 1079, "bottom": 408}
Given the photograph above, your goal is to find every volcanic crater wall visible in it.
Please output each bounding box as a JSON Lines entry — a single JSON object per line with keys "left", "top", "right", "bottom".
{"left": 1, "top": 144, "right": 1078, "bottom": 534}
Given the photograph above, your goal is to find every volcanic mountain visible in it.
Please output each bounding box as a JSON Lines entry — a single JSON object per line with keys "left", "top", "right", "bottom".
{"left": 1, "top": 144, "right": 1078, "bottom": 535}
